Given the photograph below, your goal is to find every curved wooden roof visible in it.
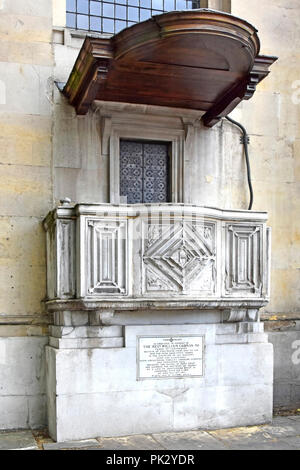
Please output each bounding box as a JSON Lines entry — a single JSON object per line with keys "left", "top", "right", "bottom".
{"left": 63, "top": 9, "right": 277, "bottom": 127}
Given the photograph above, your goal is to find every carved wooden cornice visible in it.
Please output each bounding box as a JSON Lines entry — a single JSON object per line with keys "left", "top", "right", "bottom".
{"left": 63, "top": 9, "right": 277, "bottom": 127}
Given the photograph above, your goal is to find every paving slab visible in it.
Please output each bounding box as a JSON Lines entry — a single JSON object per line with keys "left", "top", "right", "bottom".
{"left": 209, "top": 425, "right": 275, "bottom": 447}
{"left": 261, "top": 416, "right": 300, "bottom": 438}
{"left": 0, "top": 430, "right": 38, "bottom": 450}
{"left": 152, "top": 431, "right": 228, "bottom": 450}
{"left": 280, "top": 436, "right": 300, "bottom": 449}
{"left": 229, "top": 439, "right": 299, "bottom": 451}
{"left": 284, "top": 414, "right": 300, "bottom": 421}
{"left": 1, "top": 415, "right": 300, "bottom": 450}
{"left": 43, "top": 439, "right": 100, "bottom": 450}
{"left": 273, "top": 416, "right": 300, "bottom": 424}
{"left": 96, "top": 435, "right": 164, "bottom": 450}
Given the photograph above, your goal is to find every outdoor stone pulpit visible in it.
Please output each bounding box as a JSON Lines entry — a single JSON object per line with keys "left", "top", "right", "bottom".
{"left": 44, "top": 203, "right": 273, "bottom": 442}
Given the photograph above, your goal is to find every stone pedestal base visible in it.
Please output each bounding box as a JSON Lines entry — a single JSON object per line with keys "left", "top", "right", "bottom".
{"left": 46, "top": 313, "right": 273, "bottom": 442}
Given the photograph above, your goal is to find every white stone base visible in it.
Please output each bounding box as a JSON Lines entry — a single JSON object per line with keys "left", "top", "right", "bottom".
{"left": 46, "top": 323, "right": 273, "bottom": 442}
{"left": 0, "top": 337, "right": 48, "bottom": 430}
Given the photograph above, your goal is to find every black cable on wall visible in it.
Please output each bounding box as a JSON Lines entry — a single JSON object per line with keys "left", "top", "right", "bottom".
{"left": 225, "top": 115, "right": 253, "bottom": 211}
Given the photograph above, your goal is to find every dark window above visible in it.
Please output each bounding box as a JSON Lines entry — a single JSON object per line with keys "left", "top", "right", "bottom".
{"left": 66, "top": 0, "right": 201, "bottom": 34}
{"left": 120, "top": 140, "right": 170, "bottom": 204}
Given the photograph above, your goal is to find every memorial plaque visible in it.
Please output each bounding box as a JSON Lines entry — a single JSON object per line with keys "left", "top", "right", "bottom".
{"left": 137, "top": 335, "right": 204, "bottom": 380}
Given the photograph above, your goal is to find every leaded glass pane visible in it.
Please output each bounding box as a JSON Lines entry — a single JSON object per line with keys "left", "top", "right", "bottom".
{"left": 77, "top": 0, "right": 89, "bottom": 14}
{"left": 77, "top": 14, "right": 89, "bottom": 29}
{"left": 66, "top": 0, "right": 76, "bottom": 13}
{"left": 116, "top": 20, "right": 127, "bottom": 32}
{"left": 90, "top": 1, "right": 101, "bottom": 15}
{"left": 128, "top": 7, "right": 139, "bottom": 21}
{"left": 152, "top": 0, "right": 164, "bottom": 10}
{"left": 140, "top": 0, "right": 151, "bottom": 7}
{"left": 66, "top": 0, "right": 201, "bottom": 33}
{"left": 165, "top": 0, "right": 175, "bottom": 9}
{"left": 66, "top": 12, "right": 76, "bottom": 27}
{"left": 176, "top": 0, "right": 187, "bottom": 8}
{"left": 140, "top": 9, "right": 151, "bottom": 20}
{"left": 103, "top": 3, "right": 114, "bottom": 17}
{"left": 90, "top": 16, "right": 102, "bottom": 30}
{"left": 103, "top": 17, "right": 115, "bottom": 32}
{"left": 116, "top": 5, "right": 127, "bottom": 19}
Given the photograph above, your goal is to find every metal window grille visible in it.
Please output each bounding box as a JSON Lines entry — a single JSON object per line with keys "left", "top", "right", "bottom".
{"left": 120, "top": 140, "right": 170, "bottom": 204}
{"left": 66, "top": 0, "right": 201, "bottom": 35}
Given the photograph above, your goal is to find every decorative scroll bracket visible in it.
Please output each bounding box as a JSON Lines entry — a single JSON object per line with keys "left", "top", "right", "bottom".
{"left": 202, "top": 55, "right": 277, "bottom": 127}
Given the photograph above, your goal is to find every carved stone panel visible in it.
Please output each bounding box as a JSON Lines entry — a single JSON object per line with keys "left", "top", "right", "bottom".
{"left": 57, "top": 219, "right": 76, "bottom": 298}
{"left": 46, "top": 218, "right": 76, "bottom": 300}
{"left": 142, "top": 221, "right": 216, "bottom": 295}
{"left": 46, "top": 220, "right": 56, "bottom": 300}
{"left": 86, "top": 219, "right": 127, "bottom": 295}
{"left": 225, "top": 224, "right": 263, "bottom": 296}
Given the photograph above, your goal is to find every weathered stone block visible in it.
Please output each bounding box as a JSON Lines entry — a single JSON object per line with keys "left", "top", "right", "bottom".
{"left": 0, "top": 337, "right": 47, "bottom": 396}
{"left": 268, "top": 331, "right": 300, "bottom": 408}
{"left": 173, "top": 383, "right": 273, "bottom": 431}
{"left": 0, "top": 114, "right": 52, "bottom": 167}
{"left": 0, "top": 41, "right": 53, "bottom": 66}
{"left": 2, "top": 0, "right": 52, "bottom": 17}
{"left": 0, "top": 165, "right": 51, "bottom": 217}
{"left": 0, "top": 62, "right": 52, "bottom": 116}
{"left": 46, "top": 322, "right": 273, "bottom": 441}
{"left": 0, "top": 13, "right": 52, "bottom": 43}
{"left": 0, "top": 216, "right": 46, "bottom": 267}
{"left": 0, "top": 336, "right": 47, "bottom": 430}
{"left": 0, "top": 265, "right": 46, "bottom": 316}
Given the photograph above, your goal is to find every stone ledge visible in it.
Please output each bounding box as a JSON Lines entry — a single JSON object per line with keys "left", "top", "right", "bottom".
{"left": 49, "top": 325, "right": 123, "bottom": 338}
{"left": 216, "top": 333, "right": 268, "bottom": 345}
{"left": 47, "top": 299, "right": 268, "bottom": 313}
{"left": 262, "top": 313, "right": 300, "bottom": 322}
{"left": 0, "top": 430, "right": 39, "bottom": 451}
{"left": 0, "top": 315, "right": 50, "bottom": 326}
{"left": 43, "top": 438, "right": 100, "bottom": 450}
{"left": 264, "top": 319, "right": 300, "bottom": 331}
{"left": 49, "top": 336, "right": 124, "bottom": 349}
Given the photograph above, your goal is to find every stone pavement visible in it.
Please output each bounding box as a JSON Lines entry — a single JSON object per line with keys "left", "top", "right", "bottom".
{"left": 0, "top": 415, "right": 299, "bottom": 450}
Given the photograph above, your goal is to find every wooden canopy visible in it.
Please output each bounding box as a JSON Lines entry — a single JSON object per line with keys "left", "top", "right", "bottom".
{"left": 63, "top": 9, "right": 277, "bottom": 127}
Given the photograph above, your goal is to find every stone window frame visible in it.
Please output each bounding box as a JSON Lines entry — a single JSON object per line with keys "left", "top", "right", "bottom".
{"left": 100, "top": 114, "right": 186, "bottom": 204}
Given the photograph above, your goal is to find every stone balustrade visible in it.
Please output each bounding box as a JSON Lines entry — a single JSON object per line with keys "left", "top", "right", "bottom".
{"left": 43, "top": 203, "right": 271, "bottom": 320}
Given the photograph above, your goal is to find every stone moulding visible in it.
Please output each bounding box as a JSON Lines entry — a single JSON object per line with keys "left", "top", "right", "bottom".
{"left": 43, "top": 203, "right": 271, "bottom": 319}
